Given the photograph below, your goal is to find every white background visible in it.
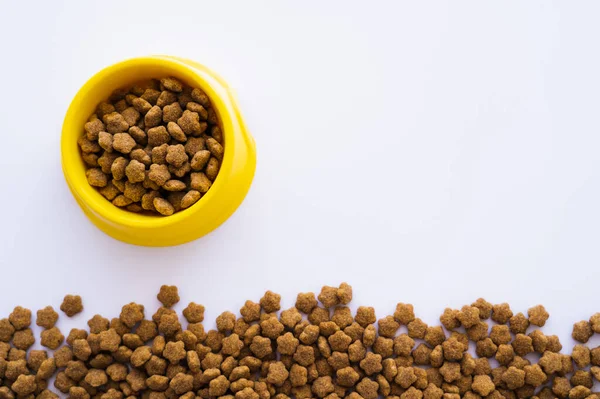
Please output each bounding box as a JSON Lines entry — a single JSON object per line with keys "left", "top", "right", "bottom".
{"left": 1, "top": 0, "right": 599, "bottom": 358}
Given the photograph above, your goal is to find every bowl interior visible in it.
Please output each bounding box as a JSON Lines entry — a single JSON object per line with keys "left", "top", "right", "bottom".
{"left": 62, "top": 57, "right": 231, "bottom": 228}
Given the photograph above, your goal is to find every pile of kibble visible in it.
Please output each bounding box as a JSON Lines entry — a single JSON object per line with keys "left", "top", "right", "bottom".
{"left": 1, "top": 285, "right": 600, "bottom": 399}
{"left": 78, "top": 77, "right": 223, "bottom": 216}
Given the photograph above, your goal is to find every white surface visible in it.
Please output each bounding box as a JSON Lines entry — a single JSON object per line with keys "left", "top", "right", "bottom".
{"left": 0, "top": 0, "right": 599, "bottom": 354}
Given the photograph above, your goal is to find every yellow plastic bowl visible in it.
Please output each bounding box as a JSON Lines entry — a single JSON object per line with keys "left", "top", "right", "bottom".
{"left": 61, "top": 56, "right": 256, "bottom": 247}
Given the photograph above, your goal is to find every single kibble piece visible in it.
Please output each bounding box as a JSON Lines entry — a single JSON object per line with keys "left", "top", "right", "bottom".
{"left": 154, "top": 198, "right": 174, "bottom": 216}
{"left": 528, "top": 305, "right": 549, "bottom": 327}
{"left": 112, "top": 133, "right": 136, "bottom": 154}
{"left": 36, "top": 306, "right": 58, "bottom": 329}
{"left": 191, "top": 150, "right": 211, "bottom": 171}
{"left": 86, "top": 168, "right": 107, "bottom": 187}
{"left": 148, "top": 126, "right": 170, "bottom": 147}
{"left": 157, "top": 285, "right": 180, "bottom": 308}
{"left": 125, "top": 160, "right": 145, "bottom": 183}
{"left": 9, "top": 307, "right": 31, "bottom": 330}
{"left": 190, "top": 172, "right": 212, "bottom": 193}
{"left": 166, "top": 144, "right": 189, "bottom": 168}
{"left": 572, "top": 321, "right": 593, "bottom": 343}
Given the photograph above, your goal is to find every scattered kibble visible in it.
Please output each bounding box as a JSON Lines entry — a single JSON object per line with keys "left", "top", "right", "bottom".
{"left": 78, "top": 77, "right": 223, "bottom": 215}
{"left": 0, "top": 284, "right": 599, "bottom": 398}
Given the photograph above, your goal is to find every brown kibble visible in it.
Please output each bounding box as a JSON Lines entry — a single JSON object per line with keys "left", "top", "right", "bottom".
{"left": 166, "top": 144, "right": 188, "bottom": 167}
{"left": 472, "top": 375, "right": 495, "bottom": 396}
{"left": 206, "top": 137, "right": 224, "bottom": 161}
{"left": 12, "top": 328, "right": 34, "bottom": 350}
{"left": 296, "top": 293, "right": 318, "bottom": 314}
{"left": 65, "top": 360, "right": 88, "bottom": 382}
{"left": 98, "top": 131, "right": 113, "bottom": 152}
{"left": 475, "top": 338, "right": 498, "bottom": 358}
{"left": 457, "top": 306, "right": 480, "bottom": 328}
{"left": 338, "top": 282, "right": 352, "bottom": 305}
{"left": 151, "top": 143, "right": 168, "bottom": 165}
{"left": 191, "top": 88, "right": 210, "bottom": 107}
{"left": 407, "top": 318, "right": 428, "bottom": 340}
{"left": 572, "top": 345, "right": 590, "bottom": 369}
{"left": 72, "top": 338, "right": 92, "bottom": 361}
{"left": 190, "top": 149, "right": 211, "bottom": 170}
{"left": 546, "top": 334, "right": 562, "bottom": 352}
{"left": 266, "top": 361, "right": 289, "bottom": 386}
{"left": 359, "top": 352, "right": 382, "bottom": 376}
{"left": 85, "top": 119, "right": 105, "bottom": 141}
{"left": 161, "top": 77, "right": 183, "bottom": 92}
{"left": 250, "top": 336, "right": 273, "bottom": 359}
{"left": 11, "top": 374, "right": 36, "bottom": 396}
{"left": 113, "top": 194, "right": 133, "bottom": 207}
{"left": 206, "top": 157, "right": 220, "bottom": 180}
{"left": 88, "top": 315, "right": 110, "bottom": 334}
{"left": 0, "top": 318, "right": 15, "bottom": 342}
{"left": 132, "top": 97, "right": 152, "bottom": 114}
{"left": 54, "top": 346, "right": 74, "bottom": 368}
{"left": 147, "top": 163, "right": 170, "bottom": 187}
{"left": 119, "top": 303, "right": 144, "bottom": 328}
{"left": 145, "top": 105, "right": 163, "bottom": 128}
{"left": 163, "top": 102, "right": 183, "bottom": 123}
{"left": 85, "top": 369, "right": 108, "bottom": 387}
{"left": 184, "top": 136, "right": 205, "bottom": 157}
{"left": 123, "top": 181, "right": 145, "bottom": 202}
{"left": 79, "top": 136, "right": 101, "bottom": 153}
{"left": 40, "top": 327, "right": 64, "bottom": 350}
{"left": 570, "top": 370, "right": 593, "bottom": 389}
{"left": 490, "top": 324, "right": 511, "bottom": 345}
{"left": 491, "top": 303, "right": 513, "bottom": 324}
{"left": 572, "top": 321, "right": 593, "bottom": 343}
{"left": 178, "top": 110, "right": 203, "bottom": 135}
{"left": 141, "top": 88, "right": 161, "bottom": 104}
{"left": 440, "top": 308, "right": 460, "bottom": 330}
{"left": 178, "top": 303, "right": 204, "bottom": 325}
{"left": 424, "top": 326, "right": 445, "bottom": 347}
{"left": 465, "top": 321, "right": 488, "bottom": 342}
{"left": 318, "top": 286, "right": 339, "bottom": 308}
{"left": 99, "top": 181, "right": 120, "bottom": 200}
{"left": 111, "top": 157, "right": 128, "bottom": 180}
{"left": 104, "top": 112, "right": 130, "bottom": 133}
{"left": 86, "top": 168, "right": 108, "bottom": 187}
{"left": 157, "top": 285, "right": 179, "bottom": 307}
{"left": 129, "top": 346, "right": 151, "bottom": 368}
{"left": 512, "top": 333, "right": 533, "bottom": 356}
{"left": 260, "top": 290, "right": 281, "bottom": 313}
{"left": 36, "top": 306, "right": 58, "bottom": 329}
{"left": 112, "top": 133, "right": 137, "bottom": 154}
{"left": 502, "top": 366, "right": 525, "bottom": 390}
{"left": 130, "top": 148, "right": 151, "bottom": 165}
{"left": 98, "top": 151, "right": 120, "bottom": 174}
{"left": 154, "top": 197, "right": 174, "bottom": 215}
{"left": 82, "top": 152, "right": 99, "bottom": 167}
{"left": 312, "top": 376, "right": 335, "bottom": 398}
{"left": 442, "top": 336, "right": 465, "bottom": 361}
{"left": 147, "top": 126, "right": 170, "bottom": 147}
{"left": 509, "top": 312, "right": 530, "bottom": 334}
{"left": 99, "top": 329, "right": 121, "bottom": 352}
{"left": 121, "top": 107, "right": 140, "bottom": 127}
{"left": 394, "top": 303, "right": 415, "bottom": 325}
{"left": 539, "top": 351, "right": 563, "bottom": 374}
{"left": 527, "top": 305, "right": 549, "bottom": 327}
{"left": 186, "top": 102, "right": 208, "bottom": 119}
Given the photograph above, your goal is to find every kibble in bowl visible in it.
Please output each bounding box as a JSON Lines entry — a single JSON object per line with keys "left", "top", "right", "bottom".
{"left": 62, "top": 56, "right": 256, "bottom": 246}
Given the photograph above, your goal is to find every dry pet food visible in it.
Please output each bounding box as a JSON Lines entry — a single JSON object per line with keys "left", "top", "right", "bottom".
{"left": 79, "top": 77, "right": 223, "bottom": 216}
{"left": 1, "top": 284, "right": 600, "bottom": 399}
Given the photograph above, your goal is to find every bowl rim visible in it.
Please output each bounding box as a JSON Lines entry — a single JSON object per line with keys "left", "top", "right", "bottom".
{"left": 61, "top": 56, "right": 235, "bottom": 228}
